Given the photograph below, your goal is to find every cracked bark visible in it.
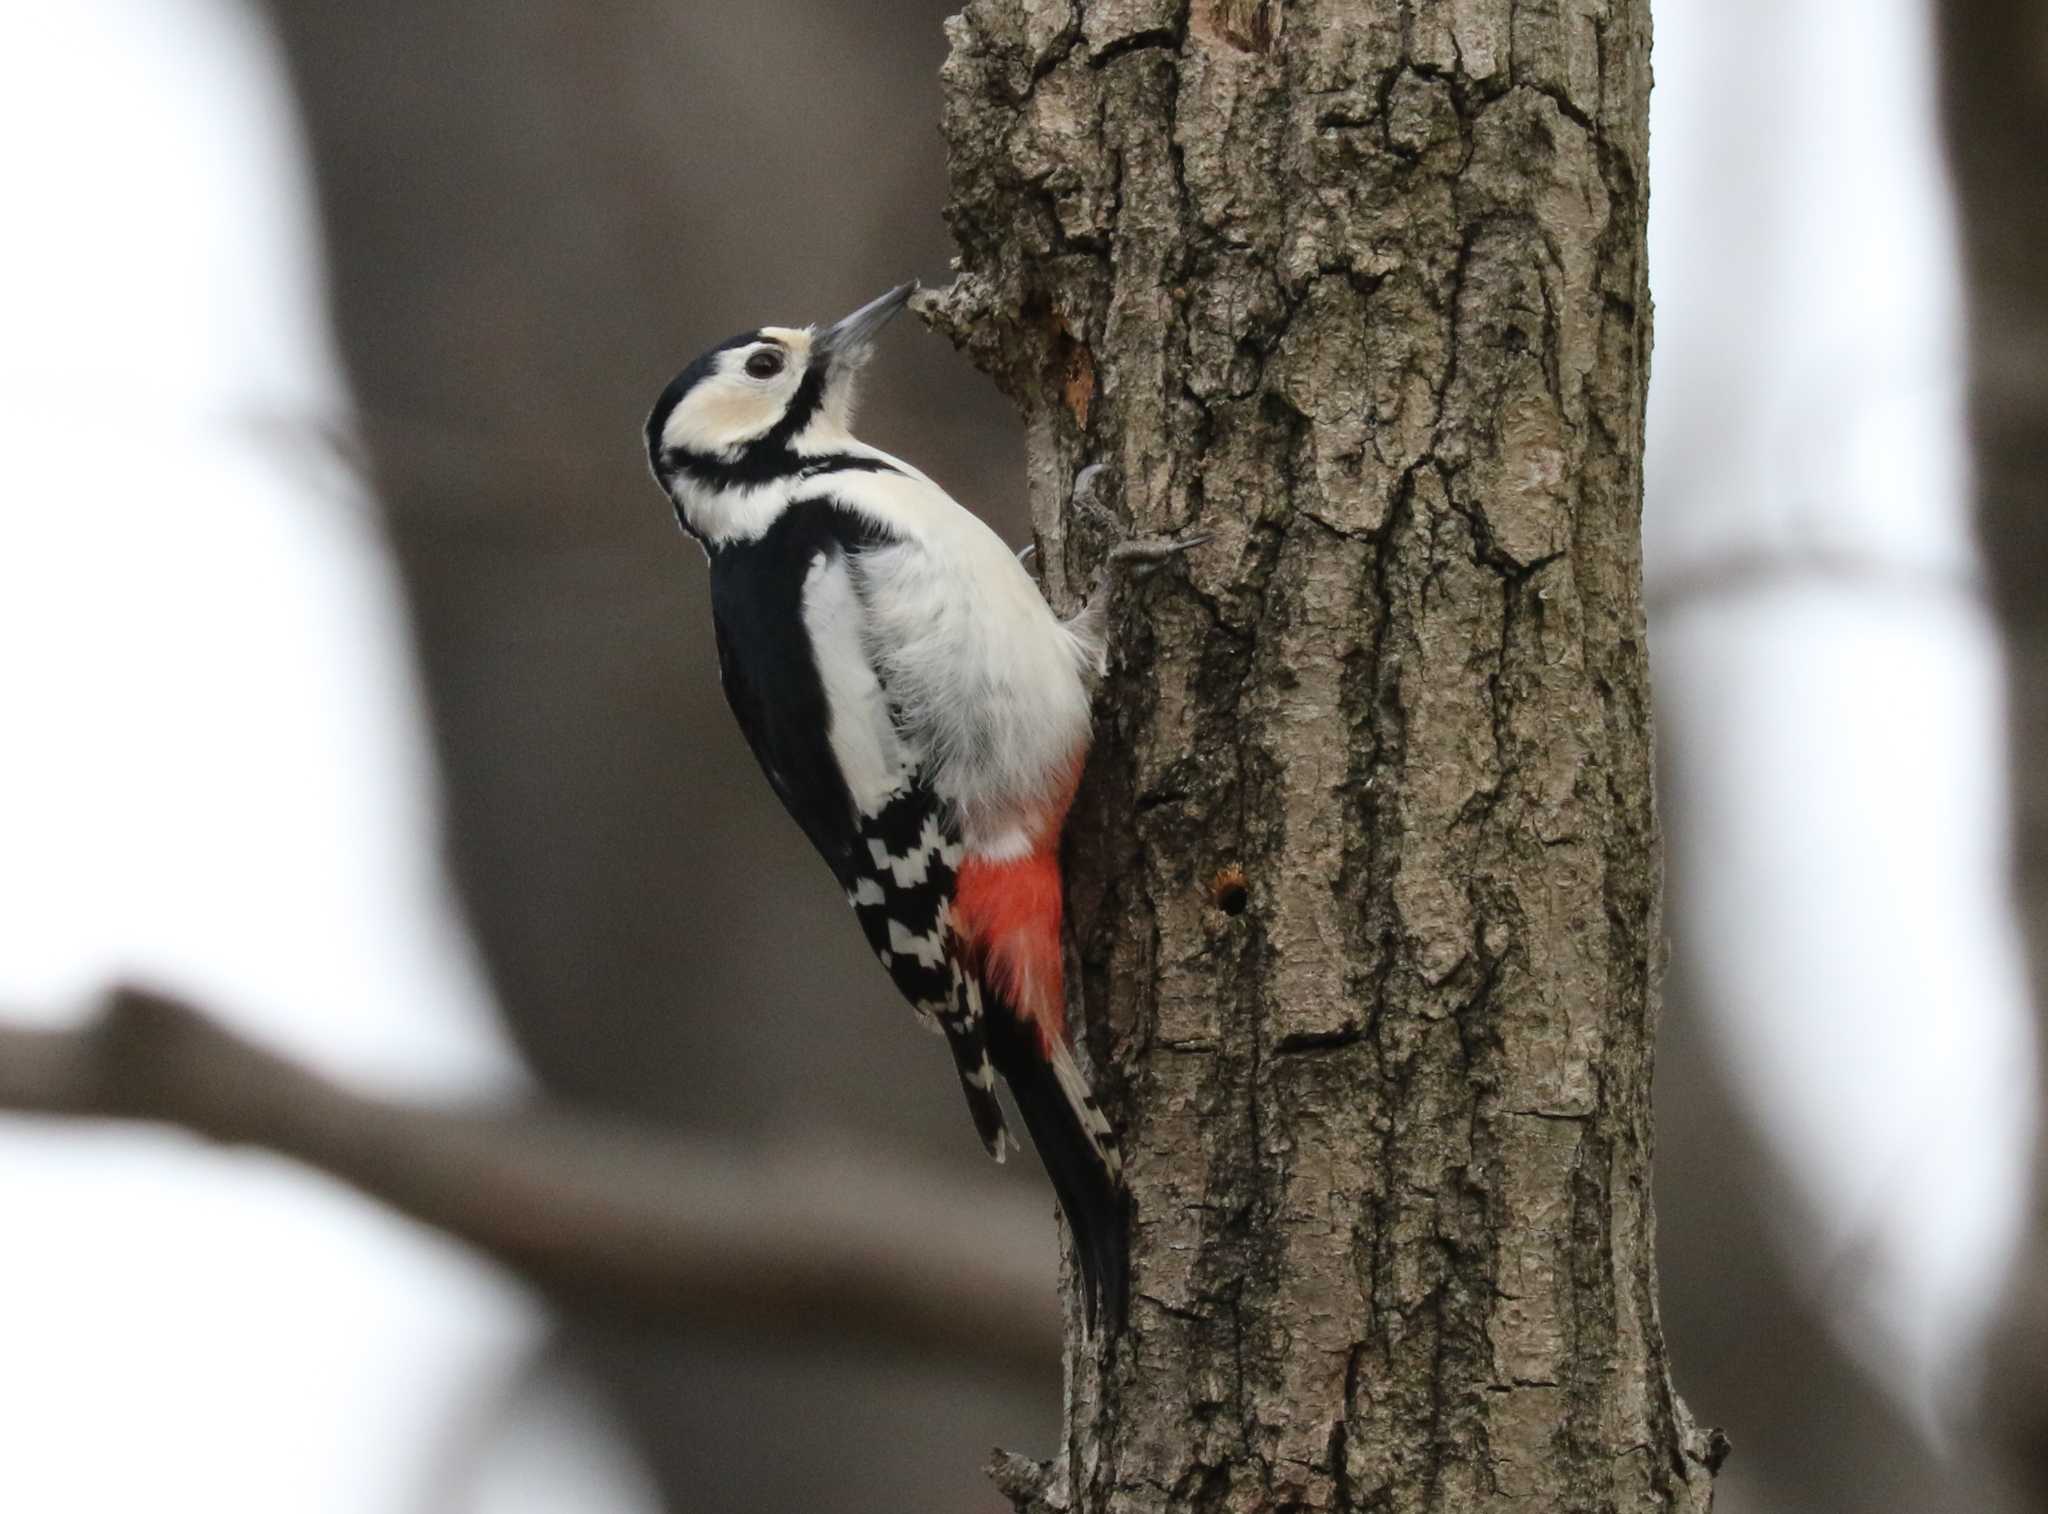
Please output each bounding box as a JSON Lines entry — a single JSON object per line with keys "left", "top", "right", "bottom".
{"left": 921, "top": 2, "right": 1716, "bottom": 1510}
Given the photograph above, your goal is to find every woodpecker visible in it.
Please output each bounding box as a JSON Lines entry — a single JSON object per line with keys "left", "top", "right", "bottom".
{"left": 645, "top": 282, "right": 1197, "bottom": 1331}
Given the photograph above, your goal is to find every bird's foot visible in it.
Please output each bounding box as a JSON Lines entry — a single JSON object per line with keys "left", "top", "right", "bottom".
{"left": 1104, "top": 530, "right": 1215, "bottom": 572}
{"left": 1064, "top": 465, "right": 1209, "bottom": 661}
{"left": 1073, "top": 464, "right": 1210, "bottom": 576}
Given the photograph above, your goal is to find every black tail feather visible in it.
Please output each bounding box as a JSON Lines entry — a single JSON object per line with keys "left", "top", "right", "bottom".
{"left": 942, "top": 1030, "right": 1013, "bottom": 1161}
{"left": 986, "top": 1004, "right": 1127, "bottom": 1335}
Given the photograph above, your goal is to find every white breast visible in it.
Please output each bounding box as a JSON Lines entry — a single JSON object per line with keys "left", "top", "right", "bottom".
{"left": 805, "top": 457, "right": 1096, "bottom": 851}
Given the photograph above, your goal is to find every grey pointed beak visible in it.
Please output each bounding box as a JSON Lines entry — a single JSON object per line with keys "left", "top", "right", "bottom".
{"left": 815, "top": 280, "right": 918, "bottom": 366}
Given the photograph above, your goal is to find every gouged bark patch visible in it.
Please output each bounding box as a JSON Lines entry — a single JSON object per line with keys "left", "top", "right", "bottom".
{"left": 1191, "top": 0, "right": 1276, "bottom": 53}
{"left": 1063, "top": 337, "right": 1096, "bottom": 429}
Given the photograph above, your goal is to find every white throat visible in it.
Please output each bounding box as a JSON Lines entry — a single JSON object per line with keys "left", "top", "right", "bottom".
{"left": 670, "top": 415, "right": 872, "bottom": 548}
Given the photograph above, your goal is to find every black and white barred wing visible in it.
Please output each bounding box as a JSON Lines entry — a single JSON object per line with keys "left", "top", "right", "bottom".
{"left": 797, "top": 529, "right": 1014, "bottom": 1161}
{"left": 843, "top": 783, "right": 1010, "bottom": 1160}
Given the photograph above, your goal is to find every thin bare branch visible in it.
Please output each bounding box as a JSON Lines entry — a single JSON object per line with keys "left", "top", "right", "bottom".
{"left": 1647, "top": 545, "right": 1982, "bottom": 617}
{"left": 0, "top": 986, "right": 1060, "bottom": 1382}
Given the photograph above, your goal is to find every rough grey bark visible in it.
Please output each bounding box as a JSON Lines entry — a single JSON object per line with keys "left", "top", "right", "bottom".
{"left": 1936, "top": 2, "right": 2048, "bottom": 1499}
{"left": 922, "top": 3, "right": 1718, "bottom": 1509}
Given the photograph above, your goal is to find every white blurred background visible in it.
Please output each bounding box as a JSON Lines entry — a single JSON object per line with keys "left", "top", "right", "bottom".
{"left": 1646, "top": 0, "right": 2033, "bottom": 1441}
{"left": 0, "top": 5, "right": 585, "bottom": 1511}
{"left": 0, "top": 0, "right": 2032, "bottom": 1509}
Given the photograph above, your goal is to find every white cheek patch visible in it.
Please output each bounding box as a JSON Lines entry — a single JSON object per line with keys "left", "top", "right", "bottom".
{"left": 663, "top": 381, "right": 782, "bottom": 456}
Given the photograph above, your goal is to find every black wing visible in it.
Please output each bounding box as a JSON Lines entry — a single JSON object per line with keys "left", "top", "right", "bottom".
{"left": 705, "top": 498, "right": 1010, "bottom": 1156}
{"left": 705, "top": 500, "right": 872, "bottom": 881}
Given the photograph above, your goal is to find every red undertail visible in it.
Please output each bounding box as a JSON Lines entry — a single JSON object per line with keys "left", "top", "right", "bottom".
{"left": 952, "top": 842, "right": 1066, "bottom": 1053}
{"left": 949, "top": 771, "right": 1128, "bottom": 1332}
{"left": 950, "top": 760, "right": 1084, "bottom": 1055}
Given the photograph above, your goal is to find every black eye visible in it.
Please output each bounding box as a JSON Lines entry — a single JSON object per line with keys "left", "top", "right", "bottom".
{"left": 745, "top": 349, "right": 784, "bottom": 379}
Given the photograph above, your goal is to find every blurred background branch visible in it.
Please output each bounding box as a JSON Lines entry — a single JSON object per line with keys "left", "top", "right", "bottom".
{"left": 0, "top": 985, "right": 1058, "bottom": 1381}
{"left": 1646, "top": 545, "right": 1982, "bottom": 617}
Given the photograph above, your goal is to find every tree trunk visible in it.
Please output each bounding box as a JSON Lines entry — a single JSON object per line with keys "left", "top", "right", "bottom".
{"left": 1935, "top": 2, "right": 2048, "bottom": 1498}
{"left": 924, "top": 3, "right": 1718, "bottom": 1509}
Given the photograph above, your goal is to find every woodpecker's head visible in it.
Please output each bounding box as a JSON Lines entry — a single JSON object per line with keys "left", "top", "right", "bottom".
{"left": 646, "top": 281, "right": 916, "bottom": 538}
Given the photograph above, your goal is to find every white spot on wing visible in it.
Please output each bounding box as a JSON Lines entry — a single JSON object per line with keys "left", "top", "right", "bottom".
{"left": 865, "top": 814, "right": 956, "bottom": 888}
{"left": 886, "top": 919, "right": 947, "bottom": 970}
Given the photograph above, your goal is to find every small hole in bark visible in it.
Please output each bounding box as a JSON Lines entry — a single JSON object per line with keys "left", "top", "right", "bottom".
{"left": 1209, "top": 865, "right": 1249, "bottom": 915}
